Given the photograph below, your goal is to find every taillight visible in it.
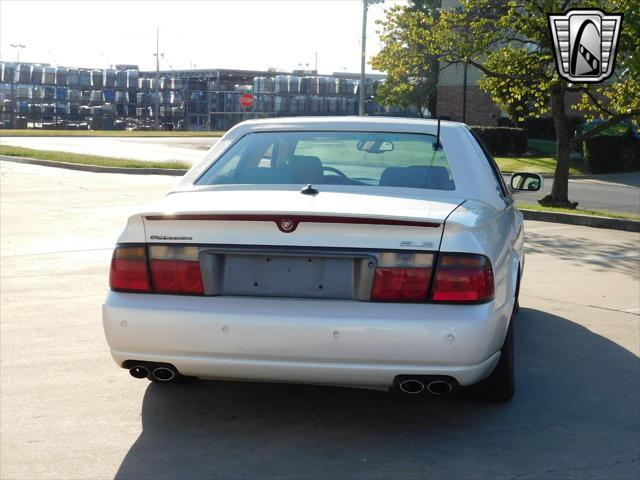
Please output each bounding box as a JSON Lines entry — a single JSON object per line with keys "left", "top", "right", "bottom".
{"left": 149, "top": 259, "right": 203, "bottom": 294}
{"left": 148, "top": 245, "right": 203, "bottom": 295}
{"left": 372, "top": 267, "right": 432, "bottom": 301}
{"left": 431, "top": 254, "right": 494, "bottom": 303}
{"left": 109, "top": 244, "right": 203, "bottom": 295}
{"left": 371, "top": 252, "right": 434, "bottom": 302}
{"left": 109, "top": 245, "right": 151, "bottom": 292}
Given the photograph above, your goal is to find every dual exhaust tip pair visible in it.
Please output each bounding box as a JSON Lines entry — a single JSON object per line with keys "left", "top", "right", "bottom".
{"left": 129, "top": 364, "right": 176, "bottom": 382}
{"left": 397, "top": 378, "right": 455, "bottom": 396}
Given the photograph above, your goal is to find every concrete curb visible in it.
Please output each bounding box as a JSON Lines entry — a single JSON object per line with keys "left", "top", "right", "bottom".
{"left": 521, "top": 209, "right": 640, "bottom": 232}
{"left": 0, "top": 155, "right": 188, "bottom": 176}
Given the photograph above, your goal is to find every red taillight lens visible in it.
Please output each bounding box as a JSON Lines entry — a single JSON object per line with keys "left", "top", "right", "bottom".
{"left": 110, "top": 244, "right": 203, "bottom": 295}
{"left": 431, "top": 254, "right": 494, "bottom": 303}
{"left": 371, "top": 267, "right": 431, "bottom": 302}
{"left": 149, "top": 259, "right": 203, "bottom": 294}
{"left": 109, "top": 246, "right": 151, "bottom": 292}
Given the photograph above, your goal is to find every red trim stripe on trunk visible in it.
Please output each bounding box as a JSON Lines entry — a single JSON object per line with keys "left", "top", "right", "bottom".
{"left": 144, "top": 214, "right": 440, "bottom": 233}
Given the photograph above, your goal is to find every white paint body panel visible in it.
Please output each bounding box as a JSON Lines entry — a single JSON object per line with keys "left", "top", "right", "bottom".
{"left": 104, "top": 117, "right": 525, "bottom": 389}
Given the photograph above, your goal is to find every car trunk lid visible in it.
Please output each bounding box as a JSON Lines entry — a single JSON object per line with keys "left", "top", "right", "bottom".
{"left": 141, "top": 189, "right": 463, "bottom": 251}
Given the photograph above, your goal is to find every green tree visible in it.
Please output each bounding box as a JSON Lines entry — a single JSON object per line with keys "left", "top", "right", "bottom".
{"left": 573, "top": 2, "right": 639, "bottom": 126}
{"left": 429, "top": 0, "right": 639, "bottom": 206}
{"left": 377, "top": 0, "right": 639, "bottom": 207}
{"left": 371, "top": 1, "right": 441, "bottom": 117}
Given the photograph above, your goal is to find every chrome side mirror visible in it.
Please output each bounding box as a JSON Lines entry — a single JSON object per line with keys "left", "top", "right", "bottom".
{"left": 510, "top": 172, "right": 543, "bottom": 192}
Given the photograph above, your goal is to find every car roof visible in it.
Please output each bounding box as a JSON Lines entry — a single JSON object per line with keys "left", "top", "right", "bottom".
{"left": 235, "top": 116, "right": 465, "bottom": 133}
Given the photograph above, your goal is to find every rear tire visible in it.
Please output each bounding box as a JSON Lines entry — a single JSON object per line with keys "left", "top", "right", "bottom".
{"left": 469, "top": 303, "right": 517, "bottom": 403}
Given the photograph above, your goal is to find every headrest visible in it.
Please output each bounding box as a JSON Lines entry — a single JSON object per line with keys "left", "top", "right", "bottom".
{"left": 379, "top": 166, "right": 454, "bottom": 190}
{"left": 288, "top": 155, "right": 324, "bottom": 184}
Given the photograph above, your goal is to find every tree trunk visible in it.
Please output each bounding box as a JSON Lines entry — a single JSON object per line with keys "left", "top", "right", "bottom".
{"left": 543, "top": 84, "right": 577, "bottom": 208}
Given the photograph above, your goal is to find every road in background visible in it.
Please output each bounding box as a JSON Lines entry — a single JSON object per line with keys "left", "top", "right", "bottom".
{"left": 510, "top": 173, "right": 640, "bottom": 214}
{"left": 1, "top": 162, "right": 638, "bottom": 480}
{"left": 2, "top": 135, "right": 639, "bottom": 213}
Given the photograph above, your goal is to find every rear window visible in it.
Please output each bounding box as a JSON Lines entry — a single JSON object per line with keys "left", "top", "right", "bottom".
{"left": 196, "top": 131, "right": 455, "bottom": 191}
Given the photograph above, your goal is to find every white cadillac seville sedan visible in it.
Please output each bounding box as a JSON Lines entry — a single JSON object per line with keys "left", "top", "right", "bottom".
{"left": 103, "top": 117, "right": 541, "bottom": 402}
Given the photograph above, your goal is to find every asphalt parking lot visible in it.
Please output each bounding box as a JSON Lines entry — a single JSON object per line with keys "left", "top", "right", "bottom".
{"left": 1, "top": 161, "right": 639, "bottom": 480}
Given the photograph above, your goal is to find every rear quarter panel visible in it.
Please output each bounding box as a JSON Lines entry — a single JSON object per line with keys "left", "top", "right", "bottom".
{"left": 116, "top": 214, "right": 146, "bottom": 243}
{"left": 440, "top": 200, "right": 521, "bottom": 315}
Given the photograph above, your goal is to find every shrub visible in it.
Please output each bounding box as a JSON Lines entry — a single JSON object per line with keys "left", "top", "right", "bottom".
{"left": 584, "top": 134, "right": 640, "bottom": 173}
{"left": 470, "top": 126, "right": 528, "bottom": 156}
{"left": 525, "top": 116, "right": 584, "bottom": 140}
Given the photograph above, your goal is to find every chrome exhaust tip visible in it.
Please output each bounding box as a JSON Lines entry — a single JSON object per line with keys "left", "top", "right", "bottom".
{"left": 399, "top": 379, "right": 426, "bottom": 394}
{"left": 427, "top": 380, "right": 453, "bottom": 395}
{"left": 152, "top": 367, "right": 176, "bottom": 382}
{"left": 129, "top": 365, "right": 149, "bottom": 379}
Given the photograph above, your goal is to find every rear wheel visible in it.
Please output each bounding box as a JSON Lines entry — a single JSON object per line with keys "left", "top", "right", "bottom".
{"left": 469, "top": 303, "right": 517, "bottom": 402}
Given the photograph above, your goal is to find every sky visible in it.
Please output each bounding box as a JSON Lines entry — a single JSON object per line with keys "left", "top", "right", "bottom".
{"left": 0, "top": 0, "right": 406, "bottom": 74}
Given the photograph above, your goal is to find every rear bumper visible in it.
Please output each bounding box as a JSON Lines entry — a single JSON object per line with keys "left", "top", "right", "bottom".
{"left": 103, "top": 292, "right": 514, "bottom": 388}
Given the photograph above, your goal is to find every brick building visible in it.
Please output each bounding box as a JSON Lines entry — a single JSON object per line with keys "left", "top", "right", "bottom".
{"left": 435, "top": 63, "right": 502, "bottom": 126}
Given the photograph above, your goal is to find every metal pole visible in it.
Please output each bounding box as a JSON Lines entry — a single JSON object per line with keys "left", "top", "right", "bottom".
{"left": 11, "top": 44, "right": 25, "bottom": 63}
{"left": 462, "top": 62, "right": 468, "bottom": 123}
{"left": 155, "top": 26, "right": 160, "bottom": 130}
{"left": 315, "top": 51, "right": 318, "bottom": 73}
{"left": 359, "top": 0, "right": 368, "bottom": 116}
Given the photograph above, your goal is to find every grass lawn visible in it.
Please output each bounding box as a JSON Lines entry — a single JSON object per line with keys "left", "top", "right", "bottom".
{"left": 518, "top": 202, "right": 640, "bottom": 221}
{"left": 494, "top": 155, "right": 585, "bottom": 175}
{"left": 495, "top": 138, "right": 586, "bottom": 174}
{"left": 0, "top": 145, "right": 190, "bottom": 170}
{"left": 0, "top": 129, "right": 223, "bottom": 137}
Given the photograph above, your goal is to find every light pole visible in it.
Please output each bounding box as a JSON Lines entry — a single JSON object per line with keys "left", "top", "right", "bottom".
{"left": 462, "top": 62, "right": 468, "bottom": 123}
{"left": 10, "top": 44, "right": 26, "bottom": 63}
{"left": 48, "top": 50, "right": 58, "bottom": 65}
{"left": 152, "top": 26, "right": 161, "bottom": 130}
{"left": 99, "top": 52, "right": 112, "bottom": 68}
{"left": 359, "top": 0, "right": 383, "bottom": 116}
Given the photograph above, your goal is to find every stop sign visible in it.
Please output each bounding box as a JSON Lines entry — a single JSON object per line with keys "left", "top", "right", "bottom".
{"left": 240, "top": 93, "right": 254, "bottom": 108}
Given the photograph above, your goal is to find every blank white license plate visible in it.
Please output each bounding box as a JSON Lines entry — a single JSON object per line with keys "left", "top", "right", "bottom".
{"left": 222, "top": 254, "right": 355, "bottom": 299}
